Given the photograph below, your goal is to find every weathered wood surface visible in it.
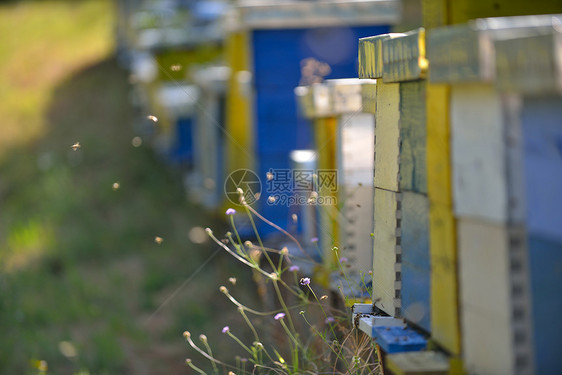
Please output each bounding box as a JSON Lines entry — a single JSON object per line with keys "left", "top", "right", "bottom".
{"left": 399, "top": 80, "right": 427, "bottom": 194}
{"left": 373, "top": 187, "right": 401, "bottom": 317}
{"left": 374, "top": 81, "right": 400, "bottom": 191}
{"left": 458, "top": 218, "right": 514, "bottom": 375}
{"left": 401, "top": 192, "right": 430, "bottom": 332}
{"left": 451, "top": 84, "right": 508, "bottom": 223}
{"left": 337, "top": 112, "right": 375, "bottom": 278}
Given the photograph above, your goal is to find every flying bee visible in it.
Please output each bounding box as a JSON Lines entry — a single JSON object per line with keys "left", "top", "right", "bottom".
{"left": 154, "top": 236, "right": 163, "bottom": 245}
{"left": 71, "top": 142, "right": 80, "bottom": 151}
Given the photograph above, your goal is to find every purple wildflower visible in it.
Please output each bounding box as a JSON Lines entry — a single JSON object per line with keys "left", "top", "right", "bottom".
{"left": 310, "top": 237, "right": 319, "bottom": 243}
{"left": 225, "top": 208, "right": 236, "bottom": 216}
{"left": 274, "top": 313, "right": 286, "bottom": 320}
{"left": 289, "top": 265, "right": 300, "bottom": 272}
{"left": 325, "top": 316, "right": 336, "bottom": 324}
{"left": 300, "top": 277, "right": 311, "bottom": 286}
{"left": 339, "top": 257, "right": 348, "bottom": 263}
{"left": 222, "top": 326, "right": 230, "bottom": 333}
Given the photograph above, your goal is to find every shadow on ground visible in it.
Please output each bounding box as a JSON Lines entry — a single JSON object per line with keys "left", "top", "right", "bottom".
{"left": 0, "top": 57, "right": 258, "bottom": 374}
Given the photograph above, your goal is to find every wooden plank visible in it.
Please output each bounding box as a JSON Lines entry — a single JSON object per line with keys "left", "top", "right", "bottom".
{"left": 457, "top": 218, "right": 514, "bottom": 375}
{"left": 337, "top": 112, "right": 375, "bottom": 279}
{"left": 401, "top": 192, "right": 431, "bottom": 332}
{"left": 450, "top": 83, "right": 508, "bottom": 223}
{"left": 372, "top": 326, "right": 427, "bottom": 354}
{"left": 225, "top": 31, "right": 254, "bottom": 175}
{"left": 358, "top": 33, "right": 406, "bottom": 79}
{"left": 426, "top": 84, "right": 451, "bottom": 206}
{"left": 373, "top": 188, "right": 401, "bottom": 317}
{"left": 495, "top": 27, "right": 562, "bottom": 95}
{"left": 382, "top": 28, "right": 427, "bottom": 83}
{"left": 315, "top": 117, "right": 339, "bottom": 272}
{"left": 448, "top": 0, "right": 562, "bottom": 25}
{"left": 527, "top": 235, "right": 562, "bottom": 375}
{"left": 429, "top": 202, "right": 460, "bottom": 356}
{"left": 386, "top": 351, "right": 449, "bottom": 375}
{"left": 521, "top": 96, "right": 562, "bottom": 243}
{"left": 374, "top": 81, "right": 401, "bottom": 192}
{"left": 399, "top": 80, "right": 427, "bottom": 194}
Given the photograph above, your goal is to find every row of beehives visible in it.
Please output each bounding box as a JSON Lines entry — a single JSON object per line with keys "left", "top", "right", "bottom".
{"left": 115, "top": 1, "right": 562, "bottom": 374}
{"left": 295, "top": 15, "right": 562, "bottom": 375}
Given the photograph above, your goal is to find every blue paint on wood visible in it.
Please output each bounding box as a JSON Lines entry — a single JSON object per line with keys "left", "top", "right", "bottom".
{"left": 521, "top": 96, "right": 562, "bottom": 243}
{"left": 401, "top": 192, "right": 431, "bottom": 333}
{"left": 528, "top": 235, "right": 562, "bottom": 375}
{"left": 249, "top": 25, "right": 390, "bottom": 238}
{"left": 372, "top": 326, "right": 427, "bottom": 354}
{"left": 169, "top": 116, "right": 194, "bottom": 165}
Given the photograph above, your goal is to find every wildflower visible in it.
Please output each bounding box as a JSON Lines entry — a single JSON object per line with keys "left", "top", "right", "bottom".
{"left": 325, "top": 316, "right": 336, "bottom": 324}
{"left": 147, "top": 115, "right": 158, "bottom": 122}
{"left": 205, "top": 228, "right": 213, "bottom": 235}
{"left": 71, "top": 142, "right": 80, "bottom": 151}
{"left": 112, "top": 182, "right": 120, "bottom": 191}
{"left": 339, "top": 257, "right": 348, "bottom": 263}
{"left": 299, "top": 310, "right": 305, "bottom": 315}
{"left": 226, "top": 208, "right": 236, "bottom": 215}
{"left": 274, "top": 312, "right": 286, "bottom": 320}
{"left": 228, "top": 277, "right": 237, "bottom": 285}
{"left": 311, "top": 237, "right": 319, "bottom": 243}
{"left": 199, "top": 334, "right": 207, "bottom": 343}
{"left": 185, "top": 359, "right": 192, "bottom": 364}
{"left": 240, "top": 358, "right": 248, "bottom": 363}
{"left": 300, "top": 277, "right": 311, "bottom": 286}
{"left": 154, "top": 236, "right": 163, "bottom": 244}
{"left": 289, "top": 265, "right": 300, "bottom": 272}
{"left": 219, "top": 286, "right": 228, "bottom": 294}
{"left": 280, "top": 247, "right": 289, "bottom": 255}
{"left": 183, "top": 331, "right": 191, "bottom": 338}
{"left": 222, "top": 326, "right": 230, "bottom": 333}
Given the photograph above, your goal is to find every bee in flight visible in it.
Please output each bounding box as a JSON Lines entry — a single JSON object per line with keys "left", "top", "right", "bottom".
{"left": 71, "top": 142, "right": 80, "bottom": 151}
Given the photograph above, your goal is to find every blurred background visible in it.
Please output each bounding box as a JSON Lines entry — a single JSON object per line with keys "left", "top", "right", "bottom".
{"left": 0, "top": 1, "right": 258, "bottom": 373}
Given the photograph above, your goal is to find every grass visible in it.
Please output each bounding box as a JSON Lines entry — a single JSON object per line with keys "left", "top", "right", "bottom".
{"left": 0, "top": 1, "right": 256, "bottom": 374}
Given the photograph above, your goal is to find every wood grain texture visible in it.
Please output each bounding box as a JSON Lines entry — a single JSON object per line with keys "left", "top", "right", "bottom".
{"left": 451, "top": 84, "right": 508, "bottom": 223}
{"left": 399, "top": 80, "right": 427, "bottom": 194}
{"left": 401, "top": 192, "right": 431, "bottom": 332}
{"left": 374, "top": 81, "right": 401, "bottom": 192}
{"left": 458, "top": 218, "right": 514, "bottom": 375}
{"left": 382, "top": 28, "right": 427, "bottom": 83}
{"left": 373, "top": 187, "right": 401, "bottom": 317}
{"left": 429, "top": 202, "right": 461, "bottom": 356}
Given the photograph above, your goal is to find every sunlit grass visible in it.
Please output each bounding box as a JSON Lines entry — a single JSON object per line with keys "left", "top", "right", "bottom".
{"left": 0, "top": 0, "right": 113, "bottom": 157}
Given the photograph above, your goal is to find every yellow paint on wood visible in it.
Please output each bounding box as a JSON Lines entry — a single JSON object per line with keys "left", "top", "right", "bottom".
{"left": 422, "top": 0, "right": 449, "bottom": 30}
{"left": 314, "top": 117, "right": 339, "bottom": 270}
{"left": 449, "top": 0, "right": 562, "bottom": 25}
{"left": 429, "top": 202, "right": 461, "bottom": 356}
{"left": 225, "top": 31, "right": 254, "bottom": 175}
{"left": 374, "top": 81, "right": 401, "bottom": 192}
{"left": 373, "top": 188, "right": 399, "bottom": 317}
{"left": 426, "top": 84, "right": 451, "bottom": 206}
